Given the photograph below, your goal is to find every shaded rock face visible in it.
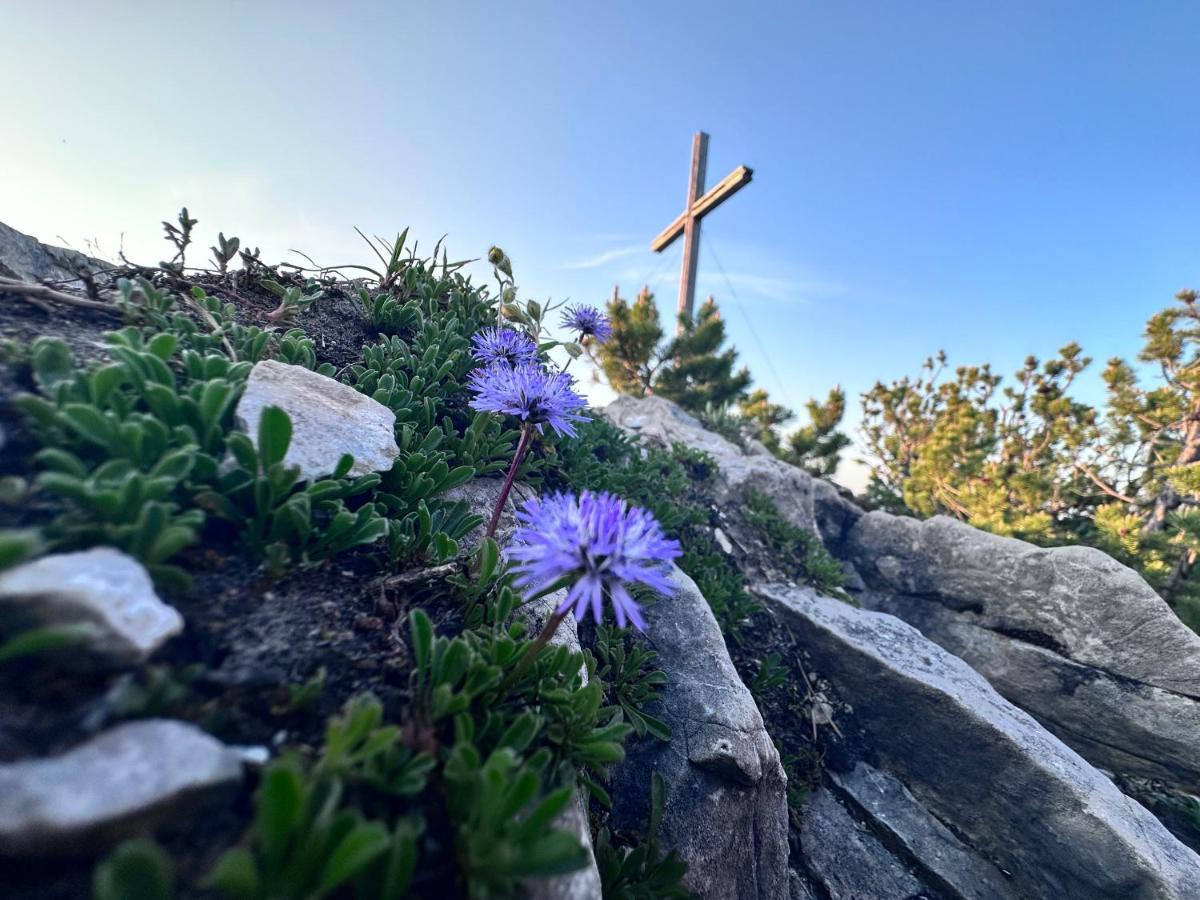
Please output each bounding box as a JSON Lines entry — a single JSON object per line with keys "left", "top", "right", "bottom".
{"left": 827, "top": 763, "right": 1018, "bottom": 900}
{"left": 798, "top": 787, "right": 925, "bottom": 900}
{"left": 843, "top": 511, "right": 1200, "bottom": 792}
{"left": 0, "top": 547, "right": 183, "bottom": 667}
{"left": 758, "top": 583, "right": 1200, "bottom": 900}
{"left": 0, "top": 221, "right": 108, "bottom": 286}
{"left": 604, "top": 395, "right": 819, "bottom": 535}
{"left": 610, "top": 565, "right": 789, "bottom": 900}
{"left": 234, "top": 359, "right": 400, "bottom": 481}
{"left": 0, "top": 719, "right": 243, "bottom": 856}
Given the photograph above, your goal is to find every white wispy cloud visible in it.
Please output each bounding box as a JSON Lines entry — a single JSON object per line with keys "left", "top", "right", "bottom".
{"left": 560, "top": 243, "right": 645, "bottom": 270}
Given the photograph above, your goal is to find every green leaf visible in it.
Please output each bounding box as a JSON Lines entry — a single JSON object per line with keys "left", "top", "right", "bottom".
{"left": 409, "top": 609, "right": 433, "bottom": 686}
{"left": 93, "top": 838, "right": 174, "bottom": 900}
{"left": 0, "top": 622, "right": 97, "bottom": 665}
{"left": 0, "top": 529, "right": 43, "bottom": 572}
{"left": 257, "top": 406, "right": 292, "bottom": 469}
{"left": 317, "top": 821, "right": 390, "bottom": 893}
{"left": 204, "top": 847, "right": 261, "bottom": 899}
{"left": 256, "top": 764, "right": 304, "bottom": 869}
{"left": 30, "top": 337, "right": 75, "bottom": 394}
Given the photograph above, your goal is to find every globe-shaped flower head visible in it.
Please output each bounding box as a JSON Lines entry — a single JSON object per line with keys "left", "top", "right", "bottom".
{"left": 471, "top": 326, "right": 540, "bottom": 367}
{"left": 467, "top": 362, "right": 589, "bottom": 438}
{"left": 507, "top": 490, "right": 682, "bottom": 630}
{"left": 560, "top": 304, "right": 612, "bottom": 343}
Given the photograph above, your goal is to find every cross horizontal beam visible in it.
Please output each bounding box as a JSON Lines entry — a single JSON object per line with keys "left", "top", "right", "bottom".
{"left": 650, "top": 164, "right": 754, "bottom": 253}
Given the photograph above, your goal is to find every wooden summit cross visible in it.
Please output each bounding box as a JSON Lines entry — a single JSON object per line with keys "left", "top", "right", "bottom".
{"left": 650, "top": 131, "right": 753, "bottom": 333}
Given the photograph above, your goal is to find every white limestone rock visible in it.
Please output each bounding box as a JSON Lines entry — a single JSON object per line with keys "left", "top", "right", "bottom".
{"left": 0, "top": 547, "right": 183, "bottom": 666}
{"left": 0, "top": 719, "right": 243, "bottom": 856}
{"left": 234, "top": 359, "right": 400, "bottom": 481}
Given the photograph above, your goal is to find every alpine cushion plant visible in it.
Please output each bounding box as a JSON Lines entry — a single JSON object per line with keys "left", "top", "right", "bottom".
{"left": 470, "top": 326, "right": 540, "bottom": 367}
{"left": 468, "top": 362, "right": 589, "bottom": 537}
{"left": 560, "top": 304, "right": 612, "bottom": 344}
{"left": 500, "top": 490, "right": 681, "bottom": 690}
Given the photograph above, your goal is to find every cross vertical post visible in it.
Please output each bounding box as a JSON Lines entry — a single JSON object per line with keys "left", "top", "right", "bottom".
{"left": 677, "top": 131, "right": 709, "bottom": 332}
{"left": 650, "top": 132, "right": 753, "bottom": 335}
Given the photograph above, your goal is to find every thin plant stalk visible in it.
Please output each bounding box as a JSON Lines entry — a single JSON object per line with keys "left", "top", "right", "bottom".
{"left": 484, "top": 423, "right": 535, "bottom": 539}
{"left": 499, "top": 607, "right": 569, "bottom": 695}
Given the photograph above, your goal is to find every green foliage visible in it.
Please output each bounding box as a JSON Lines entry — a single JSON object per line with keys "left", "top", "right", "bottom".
{"left": 0, "top": 528, "right": 43, "bottom": 572}
{"left": 206, "top": 759, "right": 394, "bottom": 900}
{"left": 443, "top": 743, "right": 589, "bottom": 898}
{"left": 594, "top": 624, "right": 671, "bottom": 741}
{"left": 0, "top": 622, "right": 98, "bottom": 667}
{"left": 595, "top": 286, "right": 665, "bottom": 397}
{"left": 861, "top": 292, "right": 1200, "bottom": 627}
{"left": 595, "top": 773, "right": 694, "bottom": 900}
{"left": 94, "top": 839, "right": 175, "bottom": 900}
{"left": 742, "top": 489, "right": 850, "bottom": 601}
{"left": 318, "top": 693, "right": 435, "bottom": 797}
{"left": 107, "top": 664, "right": 203, "bottom": 720}
{"left": 261, "top": 278, "right": 323, "bottom": 324}
{"left": 595, "top": 290, "right": 750, "bottom": 414}
{"left": 653, "top": 298, "right": 752, "bottom": 412}
{"left": 748, "top": 652, "right": 788, "bottom": 700}
{"left": 194, "top": 407, "right": 387, "bottom": 571}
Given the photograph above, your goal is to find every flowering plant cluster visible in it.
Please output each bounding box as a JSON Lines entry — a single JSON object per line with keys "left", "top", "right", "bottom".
{"left": 466, "top": 301, "right": 678, "bottom": 642}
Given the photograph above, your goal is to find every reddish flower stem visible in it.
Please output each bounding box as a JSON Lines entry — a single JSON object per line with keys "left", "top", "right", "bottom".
{"left": 484, "top": 423, "right": 534, "bottom": 540}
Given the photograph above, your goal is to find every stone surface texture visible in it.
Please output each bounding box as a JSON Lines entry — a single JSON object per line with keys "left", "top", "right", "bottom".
{"left": 0, "top": 221, "right": 108, "bottom": 286}
{"left": 609, "top": 564, "right": 789, "bottom": 900}
{"left": 234, "top": 359, "right": 400, "bottom": 481}
{"left": 0, "top": 719, "right": 243, "bottom": 856}
{"left": 758, "top": 583, "right": 1200, "bottom": 900}
{"left": 0, "top": 547, "right": 183, "bottom": 666}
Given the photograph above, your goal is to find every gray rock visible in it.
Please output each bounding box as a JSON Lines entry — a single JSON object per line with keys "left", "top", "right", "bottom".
{"left": 867, "top": 591, "right": 1200, "bottom": 793}
{"left": 830, "top": 763, "right": 1018, "bottom": 900}
{"left": 0, "top": 221, "right": 108, "bottom": 286}
{"left": 799, "top": 788, "right": 924, "bottom": 900}
{"left": 234, "top": 359, "right": 400, "bottom": 482}
{"left": 757, "top": 583, "right": 1200, "bottom": 900}
{"left": 604, "top": 395, "right": 819, "bottom": 535}
{"left": 844, "top": 512, "right": 1200, "bottom": 697}
{"left": 0, "top": 547, "right": 183, "bottom": 666}
{"left": 842, "top": 511, "right": 1200, "bottom": 793}
{"left": 610, "top": 565, "right": 789, "bottom": 900}
{"left": 0, "top": 719, "right": 242, "bottom": 856}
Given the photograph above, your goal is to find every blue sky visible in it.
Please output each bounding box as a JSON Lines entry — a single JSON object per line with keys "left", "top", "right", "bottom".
{"left": 3, "top": 2, "right": 1198, "bottom": 488}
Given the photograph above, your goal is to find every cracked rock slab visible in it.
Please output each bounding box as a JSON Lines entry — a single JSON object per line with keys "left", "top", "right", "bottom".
{"left": 609, "top": 564, "right": 788, "bottom": 900}
{"left": 799, "top": 788, "right": 924, "bottom": 900}
{"left": 0, "top": 719, "right": 243, "bottom": 856}
{"left": 235, "top": 359, "right": 400, "bottom": 482}
{"left": 758, "top": 582, "right": 1200, "bottom": 900}
{"left": 867, "top": 590, "right": 1200, "bottom": 794}
{"left": 0, "top": 547, "right": 183, "bottom": 666}
{"left": 843, "top": 511, "right": 1200, "bottom": 698}
{"left": 830, "top": 763, "right": 1019, "bottom": 900}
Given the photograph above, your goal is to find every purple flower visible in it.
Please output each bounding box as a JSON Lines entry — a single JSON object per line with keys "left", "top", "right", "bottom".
{"left": 560, "top": 304, "right": 612, "bottom": 343}
{"left": 471, "top": 327, "right": 540, "bottom": 367}
{"left": 507, "top": 490, "right": 682, "bottom": 630}
{"left": 468, "top": 362, "right": 589, "bottom": 438}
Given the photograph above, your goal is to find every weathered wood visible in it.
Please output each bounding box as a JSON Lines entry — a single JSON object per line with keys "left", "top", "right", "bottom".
{"left": 676, "top": 132, "right": 709, "bottom": 328}
{"left": 649, "top": 132, "right": 752, "bottom": 332}
{"left": 650, "top": 164, "right": 754, "bottom": 253}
